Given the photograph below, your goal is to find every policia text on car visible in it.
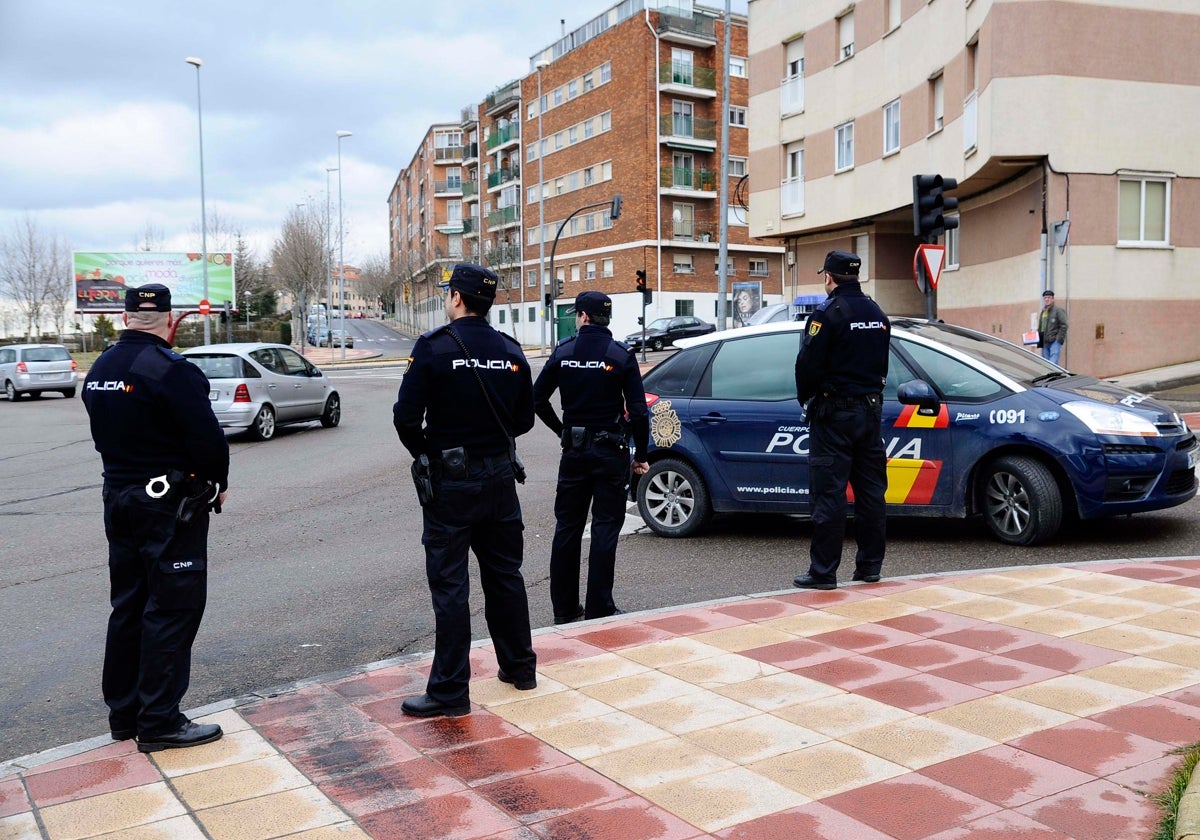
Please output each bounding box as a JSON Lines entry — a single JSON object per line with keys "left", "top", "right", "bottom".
{"left": 81, "top": 284, "right": 230, "bottom": 752}
{"left": 392, "top": 263, "right": 538, "bottom": 718}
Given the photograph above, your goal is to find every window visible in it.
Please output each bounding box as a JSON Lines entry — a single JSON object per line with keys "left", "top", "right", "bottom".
{"left": 568, "top": 126, "right": 578, "bottom": 143}
{"left": 600, "top": 62, "right": 611, "bottom": 83}
{"left": 729, "top": 106, "right": 747, "bottom": 127}
{"left": 883, "top": 99, "right": 900, "bottom": 155}
{"left": 1119, "top": 177, "right": 1170, "bottom": 244}
{"left": 672, "top": 202, "right": 695, "bottom": 238}
{"left": 446, "top": 200, "right": 462, "bottom": 223}
{"left": 527, "top": 269, "right": 538, "bottom": 287}
{"left": 710, "top": 333, "right": 801, "bottom": 400}
{"left": 570, "top": 264, "right": 581, "bottom": 282}
{"left": 675, "top": 299, "right": 695, "bottom": 316}
{"left": 946, "top": 222, "right": 960, "bottom": 268}
{"left": 672, "top": 100, "right": 693, "bottom": 136}
{"left": 786, "top": 38, "right": 804, "bottom": 78}
{"left": 838, "top": 12, "right": 855, "bottom": 59}
{"left": 498, "top": 309, "right": 506, "bottom": 324}
{"left": 585, "top": 260, "right": 596, "bottom": 279}
{"left": 835, "top": 121, "right": 854, "bottom": 171}
{"left": 887, "top": 0, "right": 901, "bottom": 31}
{"left": 602, "top": 258, "right": 614, "bottom": 277}
{"left": 674, "top": 254, "right": 694, "bottom": 273}
{"left": 903, "top": 342, "right": 1004, "bottom": 401}
{"left": 583, "top": 166, "right": 595, "bottom": 185}
{"left": 749, "top": 259, "right": 768, "bottom": 276}
{"left": 931, "top": 74, "right": 945, "bottom": 132}
{"left": 727, "top": 157, "right": 747, "bottom": 177}
{"left": 671, "top": 48, "right": 695, "bottom": 86}
{"left": 714, "top": 256, "right": 734, "bottom": 274}
{"left": 729, "top": 56, "right": 747, "bottom": 78}
{"left": 553, "top": 88, "right": 563, "bottom": 107}
{"left": 568, "top": 80, "right": 578, "bottom": 99}
{"left": 583, "top": 120, "right": 594, "bottom": 139}
{"left": 528, "top": 306, "right": 537, "bottom": 322}
{"left": 582, "top": 72, "right": 594, "bottom": 92}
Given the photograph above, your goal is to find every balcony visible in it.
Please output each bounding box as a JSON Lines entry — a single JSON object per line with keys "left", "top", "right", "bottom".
{"left": 433, "top": 146, "right": 463, "bottom": 164}
{"left": 781, "top": 74, "right": 804, "bottom": 117}
{"left": 434, "top": 179, "right": 462, "bottom": 196}
{"left": 461, "top": 103, "right": 479, "bottom": 127}
{"left": 659, "top": 61, "right": 716, "bottom": 98}
{"left": 656, "top": 8, "right": 716, "bottom": 47}
{"left": 461, "top": 141, "right": 479, "bottom": 164}
{"left": 462, "top": 217, "right": 476, "bottom": 236}
{"left": 462, "top": 180, "right": 479, "bottom": 201}
{"left": 486, "top": 244, "right": 521, "bottom": 267}
{"left": 487, "top": 205, "right": 520, "bottom": 230}
{"left": 660, "top": 165, "right": 717, "bottom": 197}
{"left": 487, "top": 166, "right": 521, "bottom": 191}
{"left": 485, "top": 80, "right": 520, "bottom": 116}
{"left": 435, "top": 216, "right": 465, "bottom": 234}
{"left": 485, "top": 124, "right": 520, "bottom": 152}
{"left": 780, "top": 176, "right": 804, "bottom": 217}
{"left": 659, "top": 114, "right": 717, "bottom": 151}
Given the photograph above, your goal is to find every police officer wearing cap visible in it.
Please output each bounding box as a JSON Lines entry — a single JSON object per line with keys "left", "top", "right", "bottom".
{"left": 793, "top": 251, "right": 890, "bottom": 590}
{"left": 81, "top": 284, "right": 229, "bottom": 752}
{"left": 392, "top": 263, "right": 538, "bottom": 717}
{"left": 533, "top": 291, "right": 650, "bottom": 623}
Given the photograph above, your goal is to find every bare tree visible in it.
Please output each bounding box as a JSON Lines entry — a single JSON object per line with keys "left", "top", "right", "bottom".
{"left": 0, "top": 214, "right": 72, "bottom": 339}
{"left": 189, "top": 207, "right": 240, "bottom": 255}
{"left": 269, "top": 201, "right": 327, "bottom": 339}
{"left": 357, "top": 253, "right": 400, "bottom": 315}
{"left": 134, "top": 220, "right": 166, "bottom": 252}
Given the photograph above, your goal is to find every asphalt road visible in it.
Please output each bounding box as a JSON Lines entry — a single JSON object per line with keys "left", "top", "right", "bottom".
{"left": 1, "top": 363, "right": 1197, "bottom": 762}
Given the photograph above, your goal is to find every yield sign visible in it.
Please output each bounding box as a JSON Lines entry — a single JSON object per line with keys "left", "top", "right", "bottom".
{"left": 917, "top": 244, "right": 946, "bottom": 290}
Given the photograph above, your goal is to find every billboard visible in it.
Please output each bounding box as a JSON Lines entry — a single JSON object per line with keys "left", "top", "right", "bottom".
{"left": 73, "top": 252, "right": 235, "bottom": 312}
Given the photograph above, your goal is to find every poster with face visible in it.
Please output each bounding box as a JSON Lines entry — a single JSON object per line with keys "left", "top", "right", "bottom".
{"left": 732, "top": 281, "right": 762, "bottom": 327}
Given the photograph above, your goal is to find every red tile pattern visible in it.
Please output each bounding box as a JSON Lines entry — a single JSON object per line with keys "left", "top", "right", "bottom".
{"left": 1011, "top": 719, "right": 1176, "bottom": 777}
{"left": 642, "top": 608, "right": 748, "bottom": 635}
{"left": 475, "top": 763, "right": 629, "bottom": 824}
{"left": 328, "top": 666, "right": 427, "bottom": 702}
{"left": 1089, "top": 696, "right": 1200, "bottom": 746}
{"left": 920, "top": 746, "right": 1094, "bottom": 807}
{"left": 530, "top": 797, "right": 706, "bottom": 840}
{"left": 852, "top": 672, "right": 992, "bottom": 714}
{"left": 0, "top": 776, "right": 30, "bottom": 819}
{"left": 822, "top": 774, "right": 1000, "bottom": 840}
{"left": 712, "top": 599, "right": 812, "bottom": 622}
{"left": 879, "top": 610, "right": 989, "bottom": 637}
{"left": 1015, "top": 778, "right": 1161, "bottom": 840}
{"left": 434, "top": 735, "right": 575, "bottom": 787}
{"left": 23, "top": 753, "right": 161, "bottom": 807}
{"left": 573, "top": 622, "right": 678, "bottom": 651}
{"left": 713, "top": 801, "right": 895, "bottom": 839}
{"left": 358, "top": 789, "right": 522, "bottom": 839}
{"left": 1000, "top": 638, "right": 1130, "bottom": 672}
{"left": 925, "top": 656, "right": 1061, "bottom": 693}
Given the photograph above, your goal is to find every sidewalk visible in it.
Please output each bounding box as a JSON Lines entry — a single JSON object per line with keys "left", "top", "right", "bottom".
{"left": 5, "top": 558, "right": 1200, "bottom": 839}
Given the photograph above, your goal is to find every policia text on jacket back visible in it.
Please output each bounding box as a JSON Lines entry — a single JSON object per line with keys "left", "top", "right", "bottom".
{"left": 533, "top": 291, "right": 650, "bottom": 623}
{"left": 392, "top": 263, "right": 538, "bottom": 718}
{"left": 792, "top": 251, "right": 890, "bottom": 591}
{"left": 81, "top": 283, "right": 230, "bottom": 753}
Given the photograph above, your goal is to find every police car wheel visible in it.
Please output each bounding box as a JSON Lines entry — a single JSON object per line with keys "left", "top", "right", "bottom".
{"left": 637, "top": 458, "right": 712, "bottom": 538}
{"left": 320, "top": 393, "right": 341, "bottom": 428}
{"left": 249, "top": 404, "right": 277, "bottom": 441}
{"left": 980, "top": 455, "right": 1062, "bottom": 546}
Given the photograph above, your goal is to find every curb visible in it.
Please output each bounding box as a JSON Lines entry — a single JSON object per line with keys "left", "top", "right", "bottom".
{"left": 1178, "top": 766, "right": 1200, "bottom": 840}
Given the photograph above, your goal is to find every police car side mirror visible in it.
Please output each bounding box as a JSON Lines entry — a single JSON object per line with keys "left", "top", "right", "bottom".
{"left": 897, "top": 380, "right": 940, "bottom": 411}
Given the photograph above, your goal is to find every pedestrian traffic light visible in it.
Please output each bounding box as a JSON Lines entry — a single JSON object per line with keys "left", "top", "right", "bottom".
{"left": 544, "top": 292, "right": 553, "bottom": 308}
{"left": 637, "top": 316, "right": 644, "bottom": 326}
{"left": 635, "top": 269, "right": 647, "bottom": 294}
{"left": 556, "top": 278, "right": 564, "bottom": 297}
{"left": 912, "top": 174, "right": 960, "bottom": 242}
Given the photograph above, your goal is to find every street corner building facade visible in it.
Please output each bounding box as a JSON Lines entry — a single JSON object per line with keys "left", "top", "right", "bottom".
{"left": 388, "top": 1, "right": 787, "bottom": 345}
{"left": 746, "top": 0, "right": 1200, "bottom": 377}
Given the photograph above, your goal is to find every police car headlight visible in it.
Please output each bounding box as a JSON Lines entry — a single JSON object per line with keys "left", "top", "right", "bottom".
{"left": 1061, "top": 401, "right": 1160, "bottom": 437}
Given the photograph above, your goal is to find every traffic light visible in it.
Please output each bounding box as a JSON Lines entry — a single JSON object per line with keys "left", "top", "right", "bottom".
{"left": 912, "top": 174, "right": 959, "bottom": 242}
{"left": 544, "top": 292, "right": 553, "bottom": 308}
{"left": 637, "top": 316, "right": 644, "bottom": 326}
{"left": 556, "top": 278, "right": 564, "bottom": 297}
{"left": 610, "top": 193, "right": 623, "bottom": 220}
{"left": 635, "top": 269, "right": 647, "bottom": 294}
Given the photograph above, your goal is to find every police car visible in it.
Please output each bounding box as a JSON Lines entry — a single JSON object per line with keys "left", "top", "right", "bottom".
{"left": 634, "top": 319, "right": 1198, "bottom": 545}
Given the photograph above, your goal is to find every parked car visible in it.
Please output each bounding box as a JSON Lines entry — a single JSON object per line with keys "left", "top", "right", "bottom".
{"left": 632, "top": 319, "right": 1198, "bottom": 545}
{"left": 625, "top": 316, "right": 715, "bottom": 351}
{"left": 180, "top": 343, "right": 340, "bottom": 440}
{"left": 746, "top": 302, "right": 793, "bottom": 325}
{"left": 319, "top": 329, "right": 354, "bottom": 348}
{"left": 0, "top": 344, "right": 79, "bottom": 400}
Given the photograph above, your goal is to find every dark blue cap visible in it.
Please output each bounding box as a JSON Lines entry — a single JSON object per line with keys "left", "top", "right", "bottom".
{"left": 819, "top": 250, "right": 861, "bottom": 276}
{"left": 1043, "top": 289, "right": 1055, "bottom": 298}
{"left": 568, "top": 290, "right": 612, "bottom": 317}
{"left": 124, "top": 283, "right": 172, "bottom": 312}
{"left": 447, "top": 263, "right": 498, "bottom": 300}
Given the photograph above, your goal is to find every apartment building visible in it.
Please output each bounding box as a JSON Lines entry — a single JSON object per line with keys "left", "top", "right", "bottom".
{"left": 391, "top": 0, "right": 784, "bottom": 344}
{"left": 746, "top": 0, "right": 1200, "bottom": 377}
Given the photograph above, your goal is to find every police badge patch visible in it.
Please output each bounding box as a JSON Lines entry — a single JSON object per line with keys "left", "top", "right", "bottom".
{"left": 650, "top": 399, "right": 683, "bottom": 447}
{"left": 808, "top": 321, "right": 821, "bottom": 337}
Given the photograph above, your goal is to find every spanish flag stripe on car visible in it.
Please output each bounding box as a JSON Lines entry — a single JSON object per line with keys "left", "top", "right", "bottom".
{"left": 895, "top": 404, "right": 950, "bottom": 428}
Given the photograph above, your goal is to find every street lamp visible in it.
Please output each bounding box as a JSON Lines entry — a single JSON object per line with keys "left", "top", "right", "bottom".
{"left": 336, "top": 130, "right": 352, "bottom": 360}
{"left": 185, "top": 56, "right": 210, "bottom": 344}
{"left": 325, "top": 166, "right": 337, "bottom": 338}
{"left": 535, "top": 59, "right": 549, "bottom": 352}
{"left": 243, "top": 290, "right": 251, "bottom": 329}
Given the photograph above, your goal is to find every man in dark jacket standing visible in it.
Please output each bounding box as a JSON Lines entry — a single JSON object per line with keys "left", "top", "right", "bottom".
{"left": 793, "top": 251, "right": 890, "bottom": 590}
{"left": 82, "top": 284, "right": 229, "bottom": 752}
{"left": 1038, "top": 289, "right": 1068, "bottom": 365}
{"left": 393, "top": 263, "right": 538, "bottom": 717}
{"left": 534, "top": 291, "right": 650, "bottom": 623}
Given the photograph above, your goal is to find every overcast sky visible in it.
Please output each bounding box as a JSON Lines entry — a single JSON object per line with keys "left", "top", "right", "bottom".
{"left": 0, "top": 0, "right": 749, "bottom": 270}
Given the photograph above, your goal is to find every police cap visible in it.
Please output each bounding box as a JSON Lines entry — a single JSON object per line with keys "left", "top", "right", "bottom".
{"left": 818, "top": 250, "right": 861, "bottom": 277}
{"left": 568, "top": 290, "right": 612, "bottom": 318}
{"left": 447, "top": 263, "right": 498, "bottom": 301}
{"left": 124, "top": 283, "right": 172, "bottom": 312}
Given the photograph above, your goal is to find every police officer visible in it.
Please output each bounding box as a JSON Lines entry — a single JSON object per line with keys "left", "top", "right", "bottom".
{"left": 392, "top": 263, "right": 537, "bottom": 717}
{"left": 81, "top": 284, "right": 229, "bottom": 752}
{"left": 793, "top": 251, "right": 890, "bottom": 590}
{"left": 534, "top": 291, "right": 650, "bottom": 623}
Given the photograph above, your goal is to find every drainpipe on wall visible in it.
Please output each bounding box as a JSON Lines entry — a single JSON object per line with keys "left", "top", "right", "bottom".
{"left": 645, "top": 6, "right": 662, "bottom": 315}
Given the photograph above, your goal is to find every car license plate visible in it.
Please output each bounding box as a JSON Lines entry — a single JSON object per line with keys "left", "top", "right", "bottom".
{"left": 209, "top": 390, "right": 219, "bottom": 401}
{"left": 1189, "top": 446, "right": 1198, "bottom": 469}
{"left": 39, "top": 373, "right": 61, "bottom": 381}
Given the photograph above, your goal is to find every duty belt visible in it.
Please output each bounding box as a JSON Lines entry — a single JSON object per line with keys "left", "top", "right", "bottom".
{"left": 818, "top": 393, "right": 882, "bottom": 408}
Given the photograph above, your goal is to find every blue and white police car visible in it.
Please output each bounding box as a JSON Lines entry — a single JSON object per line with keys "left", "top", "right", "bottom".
{"left": 634, "top": 319, "right": 1198, "bottom": 545}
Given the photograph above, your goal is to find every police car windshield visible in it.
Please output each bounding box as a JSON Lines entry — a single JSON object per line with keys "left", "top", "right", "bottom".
{"left": 895, "top": 320, "right": 1063, "bottom": 384}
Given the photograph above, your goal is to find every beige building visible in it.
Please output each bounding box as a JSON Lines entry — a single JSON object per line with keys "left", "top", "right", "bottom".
{"left": 747, "top": 0, "right": 1200, "bottom": 376}
{"left": 390, "top": 0, "right": 785, "bottom": 345}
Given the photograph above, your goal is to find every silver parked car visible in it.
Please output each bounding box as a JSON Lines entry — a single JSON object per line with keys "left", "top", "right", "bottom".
{"left": 180, "top": 343, "right": 340, "bottom": 440}
{"left": 0, "top": 344, "right": 79, "bottom": 400}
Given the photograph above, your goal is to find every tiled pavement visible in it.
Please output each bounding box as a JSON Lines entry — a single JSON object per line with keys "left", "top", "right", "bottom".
{"left": 5, "top": 559, "right": 1200, "bottom": 839}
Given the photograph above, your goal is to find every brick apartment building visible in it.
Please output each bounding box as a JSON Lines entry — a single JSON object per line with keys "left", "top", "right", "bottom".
{"left": 746, "top": 0, "right": 1200, "bottom": 377}
{"left": 389, "top": 0, "right": 785, "bottom": 345}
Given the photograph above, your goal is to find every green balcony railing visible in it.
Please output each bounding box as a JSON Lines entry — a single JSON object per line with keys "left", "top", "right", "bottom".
{"left": 487, "top": 206, "right": 520, "bottom": 228}
{"left": 659, "top": 115, "right": 717, "bottom": 142}
{"left": 485, "top": 124, "right": 520, "bottom": 151}
{"left": 462, "top": 218, "right": 475, "bottom": 235}
{"left": 461, "top": 141, "right": 479, "bottom": 160}
{"left": 487, "top": 245, "right": 521, "bottom": 266}
{"left": 659, "top": 61, "right": 716, "bottom": 92}
{"left": 487, "top": 166, "right": 520, "bottom": 189}
{"left": 657, "top": 10, "right": 715, "bottom": 40}
{"left": 462, "top": 181, "right": 479, "bottom": 199}
{"left": 660, "top": 165, "right": 717, "bottom": 191}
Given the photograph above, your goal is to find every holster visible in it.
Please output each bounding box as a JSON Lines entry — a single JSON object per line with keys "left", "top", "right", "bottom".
{"left": 166, "top": 469, "right": 220, "bottom": 524}
{"left": 411, "top": 454, "right": 434, "bottom": 506}
{"left": 510, "top": 439, "right": 527, "bottom": 484}
{"left": 440, "top": 446, "right": 468, "bottom": 480}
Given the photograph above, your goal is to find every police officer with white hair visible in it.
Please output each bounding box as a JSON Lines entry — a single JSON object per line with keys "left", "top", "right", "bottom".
{"left": 393, "top": 263, "right": 537, "bottom": 718}
{"left": 793, "top": 251, "right": 890, "bottom": 590}
{"left": 82, "top": 283, "right": 229, "bottom": 752}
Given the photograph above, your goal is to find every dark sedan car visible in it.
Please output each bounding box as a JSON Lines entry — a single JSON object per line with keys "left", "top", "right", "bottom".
{"left": 625, "top": 316, "right": 715, "bottom": 351}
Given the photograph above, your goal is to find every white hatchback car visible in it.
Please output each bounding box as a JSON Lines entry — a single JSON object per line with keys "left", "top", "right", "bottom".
{"left": 181, "top": 343, "right": 340, "bottom": 440}
{"left": 0, "top": 344, "right": 79, "bottom": 400}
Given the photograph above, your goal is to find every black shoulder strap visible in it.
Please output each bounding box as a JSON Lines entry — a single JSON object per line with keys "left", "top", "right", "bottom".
{"left": 446, "top": 326, "right": 511, "bottom": 439}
